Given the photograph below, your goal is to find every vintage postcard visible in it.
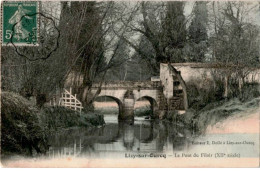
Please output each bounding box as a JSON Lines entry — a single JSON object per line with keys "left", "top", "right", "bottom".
{"left": 0, "top": 0, "right": 259, "bottom": 168}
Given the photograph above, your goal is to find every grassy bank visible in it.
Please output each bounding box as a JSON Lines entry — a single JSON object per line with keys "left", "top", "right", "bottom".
{"left": 1, "top": 91, "right": 105, "bottom": 157}
{"left": 169, "top": 82, "right": 260, "bottom": 135}
{"left": 39, "top": 107, "right": 105, "bottom": 133}
{"left": 173, "top": 97, "right": 260, "bottom": 135}
{"left": 194, "top": 97, "right": 259, "bottom": 134}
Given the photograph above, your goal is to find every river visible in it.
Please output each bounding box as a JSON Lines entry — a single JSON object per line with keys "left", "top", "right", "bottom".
{"left": 2, "top": 109, "right": 259, "bottom": 167}
{"left": 46, "top": 114, "right": 192, "bottom": 159}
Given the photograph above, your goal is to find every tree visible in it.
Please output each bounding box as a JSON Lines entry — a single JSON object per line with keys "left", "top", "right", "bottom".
{"left": 1, "top": 1, "right": 132, "bottom": 108}
{"left": 187, "top": 1, "right": 208, "bottom": 62}
{"left": 1, "top": 1, "right": 67, "bottom": 107}
{"left": 125, "top": 35, "right": 156, "bottom": 80}
{"left": 162, "top": 1, "right": 187, "bottom": 63}
{"left": 105, "top": 39, "right": 130, "bottom": 81}
{"left": 60, "top": 1, "right": 140, "bottom": 106}
{"left": 209, "top": 1, "right": 260, "bottom": 97}
{"left": 106, "top": 35, "right": 155, "bottom": 81}
{"left": 117, "top": 1, "right": 190, "bottom": 109}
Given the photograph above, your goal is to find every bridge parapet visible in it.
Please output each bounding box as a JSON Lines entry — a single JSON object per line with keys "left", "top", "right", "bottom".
{"left": 92, "top": 81, "right": 162, "bottom": 89}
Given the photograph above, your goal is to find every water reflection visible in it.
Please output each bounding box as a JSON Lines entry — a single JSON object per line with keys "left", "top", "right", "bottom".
{"left": 46, "top": 115, "right": 192, "bottom": 159}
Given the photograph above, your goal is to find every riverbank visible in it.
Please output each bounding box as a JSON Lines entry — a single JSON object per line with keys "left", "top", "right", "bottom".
{"left": 183, "top": 97, "right": 260, "bottom": 135}
{"left": 2, "top": 107, "right": 259, "bottom": 167}
{"left": 206, "top": 103, "right": 259, "bottom": 134}
{"left": 1, "top": 91, "right": 105, "bottom": 157}
{"left": 39, "top": 107, "right": 105, "bottom": 134}
{"left": 92, "top": 97, "right": 260, "bottom": 134}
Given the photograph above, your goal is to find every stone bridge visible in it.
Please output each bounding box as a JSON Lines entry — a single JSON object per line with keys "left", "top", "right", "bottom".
{"left": 62, "top": 63, "right": 260, "bottom": 121}
{"left": 91, "top": 80, "right": 184, "bottom": 121}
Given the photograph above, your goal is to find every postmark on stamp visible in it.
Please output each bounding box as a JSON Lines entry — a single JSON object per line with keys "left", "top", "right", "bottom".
{"left": 11, "top": 12, "right": 60, "bottom": 61}
{"left": 2, "top": 1, "right": 39, "bottom": 46}
{"left": 1, "top": 1, "right": 60, "bottom": 61}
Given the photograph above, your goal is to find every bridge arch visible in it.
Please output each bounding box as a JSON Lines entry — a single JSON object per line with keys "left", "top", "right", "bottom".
{"left": 134, "top": 96, "right": 159, "bottom": 117}
{"left": 94, "top": 95, "right": 124, "bottom": 116}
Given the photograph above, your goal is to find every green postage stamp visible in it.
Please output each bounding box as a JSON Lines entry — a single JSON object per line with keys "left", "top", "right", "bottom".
{"left": 2, "top": 1, "right": 39, "bottom": 46}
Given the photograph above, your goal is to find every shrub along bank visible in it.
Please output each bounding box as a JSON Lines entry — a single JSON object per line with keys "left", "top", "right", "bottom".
{"left": 167, "top": 83, "right": 260, "bottom": 135}
{"left": 1, "top": 92, "right": 48, "bottom": 157}
{"left": 1, "top": 91, "right": 105, "bottom": 157}
{"left": 39, "top": 107, "right": 105, "bottom": 133}
{"left": 168, "top": 97, "right": 260, "bottom": 135}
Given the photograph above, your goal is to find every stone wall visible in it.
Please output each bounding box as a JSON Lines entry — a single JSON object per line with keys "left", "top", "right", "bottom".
{"left": 160, "top": 63, "right": 260, "bottom": 98}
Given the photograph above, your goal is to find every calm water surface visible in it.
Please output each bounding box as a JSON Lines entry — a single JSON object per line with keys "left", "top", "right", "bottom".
{"left": 46, "top": 114, "right": 193, "bottom": 159}
{"left": 2, "top": 113, "right": 258, "bottom": 165}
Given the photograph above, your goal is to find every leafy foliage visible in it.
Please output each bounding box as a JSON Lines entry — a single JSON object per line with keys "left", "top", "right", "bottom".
{"left": 187, "top": 2, "right": 208, "bottom": 62}
{"left": 1, "top": 92, "right": 48, "bottom": 156}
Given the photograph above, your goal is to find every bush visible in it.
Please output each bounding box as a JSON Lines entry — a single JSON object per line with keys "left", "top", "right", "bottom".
{"left": 239, "top": 82, "right": 260, "bottom": 102}
{"left": 134, "top": 109, "right": 152, "bottom": 117}
{"left": 187, "top": 80, "right": 224, "bottom": 110}
{"left": 1, "top": 92, "right": 48, "bottom": 156}
{"left": 39, "top": 107, "right": 81, "bottom": 131}
{"left": 184, "top": 80, "right": 259, "bottom": 134}
{"left": 1, "top": 91, "right": 106, "bottom": 157}
{"left": 39, "top": 107, "right": 105, "bottom": 132}
{"left": 80, "top": 111, "right": 105, "bottom": 126}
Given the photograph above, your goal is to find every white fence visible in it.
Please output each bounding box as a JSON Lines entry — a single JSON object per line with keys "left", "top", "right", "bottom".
{"left": 49, "top": 87, "right": 83, "bottom": 113}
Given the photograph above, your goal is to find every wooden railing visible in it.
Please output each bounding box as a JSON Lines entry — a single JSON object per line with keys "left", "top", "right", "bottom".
{"left": 56, "top": 87, "right": 83, "bottom": 113}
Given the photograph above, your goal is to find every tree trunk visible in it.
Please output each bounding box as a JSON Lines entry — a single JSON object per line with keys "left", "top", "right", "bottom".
{"left": 238, "top": 77, "right": 243, "bottom": 94}
{"left": 167, "top": 63, "right": 188, "bottom": 110}
{"left": 224, "top": 75, "right": 229, "bottom": 98}
{"left": 36, "top": 93, "right": 46, "bottom": 108}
